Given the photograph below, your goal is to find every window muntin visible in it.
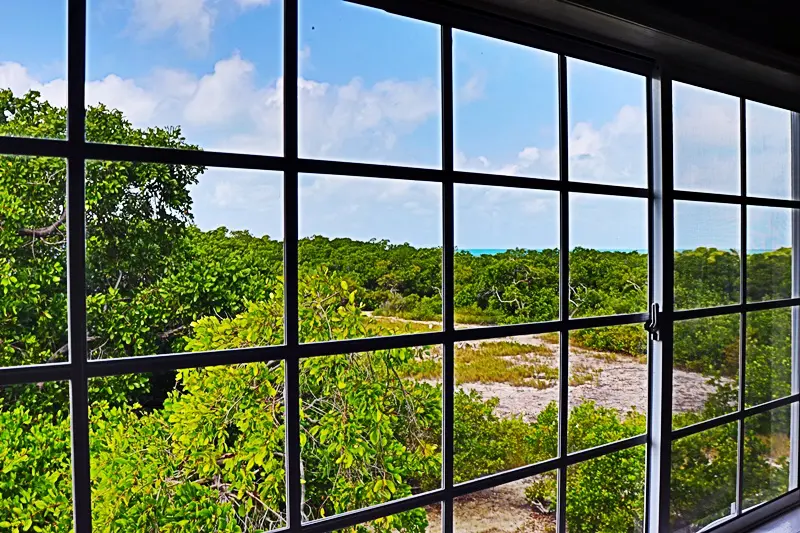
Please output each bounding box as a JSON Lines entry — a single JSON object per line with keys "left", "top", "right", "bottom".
{"left": 0, "top": 3, "right": 797, "bottom": 533}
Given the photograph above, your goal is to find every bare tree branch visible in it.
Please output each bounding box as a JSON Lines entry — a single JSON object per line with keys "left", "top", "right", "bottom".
{"left": 19, "top": 208, "right": 66, "bottom": 238}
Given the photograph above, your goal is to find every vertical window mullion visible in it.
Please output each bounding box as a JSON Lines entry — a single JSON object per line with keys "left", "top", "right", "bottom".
{"left": 440, "top": 23, "right": 455, "bottom": 533}
{"left": 736, "top": 97, "right": 748, "bottom": 516}
{"left": 646, "top": 66, "right": 675, "bottom": 533}
{"left": 66, "top": 0, "right": 91, "bottom": 531}
{"left": 284, "top": 0, "right": 302, "bottom": 528}
{"left": 556, "top": 53, "right": 569, "bottom": 533}
{"left": 790, "top": 111, "right": 800, "bottom": 492}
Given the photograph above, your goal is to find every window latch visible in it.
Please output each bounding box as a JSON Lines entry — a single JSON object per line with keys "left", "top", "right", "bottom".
{"left": 644, "top": 302, "right": 661, "bottom": 341}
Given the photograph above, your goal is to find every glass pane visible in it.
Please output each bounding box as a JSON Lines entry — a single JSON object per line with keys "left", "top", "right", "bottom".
{"left": 743, "top": 405, "right": 792, "bottom": 509}
{"left": 746, "top": 101, "right": 791, "bottom": 199}
{"left": 1, "top": 156, "right": 67, "bottom": 368}
{"left": 567, "top": 58, "right": 647, "bottom": 187}
{"left": 299, "top": 1, "right": 440, "bottom": 168}
{"left": 675, "top": 201, "right": 741, "bottom": 310}
{"left": 673, "top": 82, "right": 740, "bottom": 195}
{"left": 566, "top": 446, "right": 646, "bottom": 533}
{"left": 454, "top": 336, "right": 558, "bottom": 482}
{"left": 568, "top": 325, "right": 647, "bottom": 452}
{"left": 86, "top": 162, "right": 283, "bottom": 359}
{"left": 746, "top": 308, "right": 792, "bottom": 407}
{"left": 570, "top": 194, "right": 648, "bottom": 318}
{"left": 670, "top": 422, "right": 738, "bottom": 531}
{"left": 90, "top": 368, "right": 285, "bottom": 530}
{"left": 0, "top": 382, "right": 73, "bottom": 531}
{"left": 302, "top": 349, "right": 441, "bottom": 521}
{"left": 299, "top": 174, "right": 441, "bottom": 341}
{"left": 747, "top": 206, "right": 791, "bottom": 302}
{"left": 454, "top": 473, "right": 556, "bottom": 533}
{"left": 454, "top": 184, "right": 559, "bottom": 328}
{"left": 673, "top": 315, "right": 739, "bottom": 430}
{"left": 87, "top": 0, "right": 282, "bottom": 153}
{"left": 338, "top": 504, "right": 439, "bottom": 533}
{"left": 454, "top": 30, "right": 558, "bottom": 179}
{"left": 0, "top": 1, "right": 67, "bottom": 139}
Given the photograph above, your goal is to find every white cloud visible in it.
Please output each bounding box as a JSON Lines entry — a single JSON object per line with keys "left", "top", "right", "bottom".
{"left": 131, "top": 0, "right": 214, "bottom": 51}
{"left": 459, "top": 71, "right": 486, "bottom": 103}
{"left": 234, "top": 0, "right": 272, "bottom": 7}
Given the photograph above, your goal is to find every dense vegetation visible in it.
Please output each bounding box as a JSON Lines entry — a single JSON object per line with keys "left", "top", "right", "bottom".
{"left": 0, "top": 90, "right": 792, "bottom": 532}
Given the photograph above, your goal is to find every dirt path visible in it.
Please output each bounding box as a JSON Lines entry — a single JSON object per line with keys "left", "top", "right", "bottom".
{"left": 456, "top": 334, "right": 715, "bottom": 421}
{"left": 426, "top": 479, "right": 555, "bottom": 533}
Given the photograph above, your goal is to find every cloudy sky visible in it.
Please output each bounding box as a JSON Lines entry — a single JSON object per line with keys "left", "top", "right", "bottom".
{"left": 0, "top": 0, "right": 793, "bottom": 251}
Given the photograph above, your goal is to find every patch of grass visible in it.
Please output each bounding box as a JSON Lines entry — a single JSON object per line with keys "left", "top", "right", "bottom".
{"left": 453, "top": 306, "right": 506, "bottom": 325}
{"left": 455, "top": 342, "right": 558, "bottom": 388}
{"left": 569, "top": 364, "right": 602, "bottom": 387}
{"left": 370, "top": 316, "right": 440, "bottom": 335}
{"left": 537, "top": 332, "right": 560, "bottom": 345}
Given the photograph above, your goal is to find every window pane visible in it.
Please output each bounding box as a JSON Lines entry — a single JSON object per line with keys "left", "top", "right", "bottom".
{"left": 570, "top": 194, "right": 648, "bottom": 318}
{"left": 86, "top": 0, "right": 282, "bottom": 154}
{"left": 454, "top": 473, "right": 556, "bottom": 533}
{"left": 675, "top": 201, "right": 740, "bottom": 310}
{"left": 670, "top": 422, "right": 738, "bottom": 531}
{"left": 86, "top": 162, "right": 284, "bottom": 359}
{"left": 746, "top": 101, "right": 791, "bottom": 199}
{"left": 566, "top": 446, "right": 646, "bottom": 533}
{"left": 90, "top": 368, "right": 285, "bottom": 530}
{"left": 299, "top": 174, "right": 441, "bottom": 342}
{"left": 302, "top": 349, "right": 441, "bottom": 521}
{"left": 569, "top": 325, "right": 647, "bottom": 452}
{"left": 1, "top": 155, "right": 67, "bottom": 368}
{"left": 454, "top": 336, "right": 559, "bottom": 481}
{"left": 673, "top": 315, "right": 739, "bottom": 430}
{"left": 673, "top": 82, "right": 740, "bottom": 195}
{"left": 454, "top": 185, "right": 559, "bottom": 328}
{"left": 299, "top": 1, "right": 440, "bottom": 168}
{"left": 0, "top": 1, "right": 67, "bottom": 139}
{"left": 743, "top": 405, "right": 792, "bottom": 509}
{"left": 0, "top": 382, "right": 73, "bottom": 531}
{"left": 746, "top": 308, "right": 793, "bottom": 407}
{"left": 747, "top": 206, "right": 791, "bottom": 302}
{"left": 454, "top": 30, "right": 558, "bottom": 179}
{"left": 568, "top": 58, "right": 647, "bottom": 187}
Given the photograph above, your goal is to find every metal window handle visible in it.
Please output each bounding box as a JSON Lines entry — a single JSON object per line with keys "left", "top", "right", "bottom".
{"left": 644, "top": 302, "right": 661, "bottom": 341}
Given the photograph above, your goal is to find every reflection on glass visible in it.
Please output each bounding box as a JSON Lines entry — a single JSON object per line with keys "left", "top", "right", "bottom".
{"left": 299, "top": 1, "right": 440, "bottom": 167}
{"left": 86, "top": 163, "right": 284, "bottom": 359}
{"left": 568, "top": 325, "right": 647, "bottom": 452}
{"left": 454, "top": 30, "right": 558, "bottom": 179}
{"left": 453, "top": 336, "right": 558, "bottom": 482}
{"left": 673, "top": 316, "right": 739, "bottom": 430}
{"left": 675, "top": 201, "right": 741, "bottom": 310}
{"left": 0, "top": 156, "right": 67, "bottom": 367}
{"left": 743, "top": 406, "right": 792, "bottom": 509}
{"left": 454, "top": 473, "right": 556, "bottom": 533}
{"left": 673, "top": 82, "right": 740, "bottom": 195}
{"left": 90, "top": 367, "right": 286, "bottom": 530}
{"left": 0, "top": 382, "right": 72, "bottom": 531}
{"left": 302, "top": 350, "right": 441, "bottom": 521}
{"left": 746, "top": 101, "right": 791, "bottom": 199}
{"left": 299, "top": 174, "right": 442, "bottom": 341}
{"left": 568, "top": 58, "right": 647, "bottom": 187}
{"left": 670, "top": 422, "right": 737, "bottom": 532}
{"left": 747, "top": 206, "right": 791, "bottom": 302}
{"left": 0, "top": 1, "right": 67, "bottom": 139}
{"left": 454, "top": 184, "right": 559, "bottom": 328}
{"left": 570, "top": 193, "right": 648, "bottom": 318}
{"left": 337, "top": 505, "right": 439, "bottom": 533}
{"left": 566, "top": 447, "right": 646, "bottom": 532}
{"left": 746, "top": 309, "right": 792, "bottom": 407}
{"left": 87, "top": 0, "right": 283, "bottom": 154}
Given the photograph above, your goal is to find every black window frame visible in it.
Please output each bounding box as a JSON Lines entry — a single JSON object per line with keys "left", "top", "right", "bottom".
{"left": 0, "top": 1, "right": 798, "bottom": 532}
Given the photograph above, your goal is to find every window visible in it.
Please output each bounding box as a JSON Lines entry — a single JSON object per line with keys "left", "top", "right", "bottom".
{"left": 0, "top": 2, "right": 798, "bottom": 533}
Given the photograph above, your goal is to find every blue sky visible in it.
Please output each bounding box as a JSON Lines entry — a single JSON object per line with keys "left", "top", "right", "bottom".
{"left": 0, "top": 0, "right": 793, "bottom": 252}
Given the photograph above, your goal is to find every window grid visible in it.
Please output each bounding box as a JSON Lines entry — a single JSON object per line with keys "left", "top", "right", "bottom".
{"left": 0, "top": 1, "right": 797, "bottom": 532}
